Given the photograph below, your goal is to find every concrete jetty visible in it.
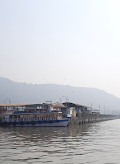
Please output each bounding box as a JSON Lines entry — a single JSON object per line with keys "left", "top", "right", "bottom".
{"left": 68, "top": 113, "right": 119, "bottom": 126}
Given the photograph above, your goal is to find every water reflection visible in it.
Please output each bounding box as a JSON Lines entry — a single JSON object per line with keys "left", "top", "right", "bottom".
{"left": 0, "top": 120, "right": 120, "bottom": 164}
{"left": 0, "top": 123, "right": 92, "bottom": 141}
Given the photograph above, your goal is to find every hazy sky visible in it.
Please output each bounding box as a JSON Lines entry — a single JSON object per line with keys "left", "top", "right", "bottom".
{"left": 1, "top": 0, "right": 120, "bottom": 97}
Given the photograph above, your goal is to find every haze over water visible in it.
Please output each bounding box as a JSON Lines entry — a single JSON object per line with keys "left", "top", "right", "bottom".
{"left": 0, "top": 119, "right": 120, "bottom": 164}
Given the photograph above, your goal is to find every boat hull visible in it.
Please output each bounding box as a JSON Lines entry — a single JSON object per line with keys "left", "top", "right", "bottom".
{"left": 0, "top": 119, "right": 68, "bottom": 127}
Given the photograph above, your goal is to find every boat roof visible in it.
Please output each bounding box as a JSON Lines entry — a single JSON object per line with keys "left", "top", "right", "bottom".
{"left": 0, "top": 103, "right": 43, "bottom": 107}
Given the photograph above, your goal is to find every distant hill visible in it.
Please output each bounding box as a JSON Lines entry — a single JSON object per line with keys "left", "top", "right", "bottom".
{"left": 0, "top": 77, "right": 120, "bottom": 114}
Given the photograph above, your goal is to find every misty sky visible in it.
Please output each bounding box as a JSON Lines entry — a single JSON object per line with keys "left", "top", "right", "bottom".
{"left": 0, "top": 0, "right": 120, "bottom": 97}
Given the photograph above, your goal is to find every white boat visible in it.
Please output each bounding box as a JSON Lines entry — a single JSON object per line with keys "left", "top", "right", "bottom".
{"left": 0, "top": 104, "right": 68, "bottom": 127}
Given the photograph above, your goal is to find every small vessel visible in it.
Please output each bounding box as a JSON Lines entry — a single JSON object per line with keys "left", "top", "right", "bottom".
{"left": 0, "top": 103, "right": 68, "bottom": 127}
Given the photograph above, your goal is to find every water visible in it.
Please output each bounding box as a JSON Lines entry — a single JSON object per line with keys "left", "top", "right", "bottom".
{"left": 0, "top": 119, "right": 120, "bottom": 164}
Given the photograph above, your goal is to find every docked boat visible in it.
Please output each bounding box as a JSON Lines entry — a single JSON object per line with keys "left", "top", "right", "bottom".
{"left": 0, "top": 103, "right": 68, "bottom": 127}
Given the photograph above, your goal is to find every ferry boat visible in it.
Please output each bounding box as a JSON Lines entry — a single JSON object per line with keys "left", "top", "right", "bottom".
{"left": 0, "top": 103, "right": 68, "bottom": 127}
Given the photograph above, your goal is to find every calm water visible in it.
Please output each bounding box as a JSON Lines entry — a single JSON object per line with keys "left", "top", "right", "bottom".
{"left": 0, "top": 119, "right": 120, "bottom": 164}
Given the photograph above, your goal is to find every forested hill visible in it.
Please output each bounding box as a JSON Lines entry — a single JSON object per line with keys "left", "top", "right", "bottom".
{"left": 0, "top": 77, "right": 120, "bottom": 114}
